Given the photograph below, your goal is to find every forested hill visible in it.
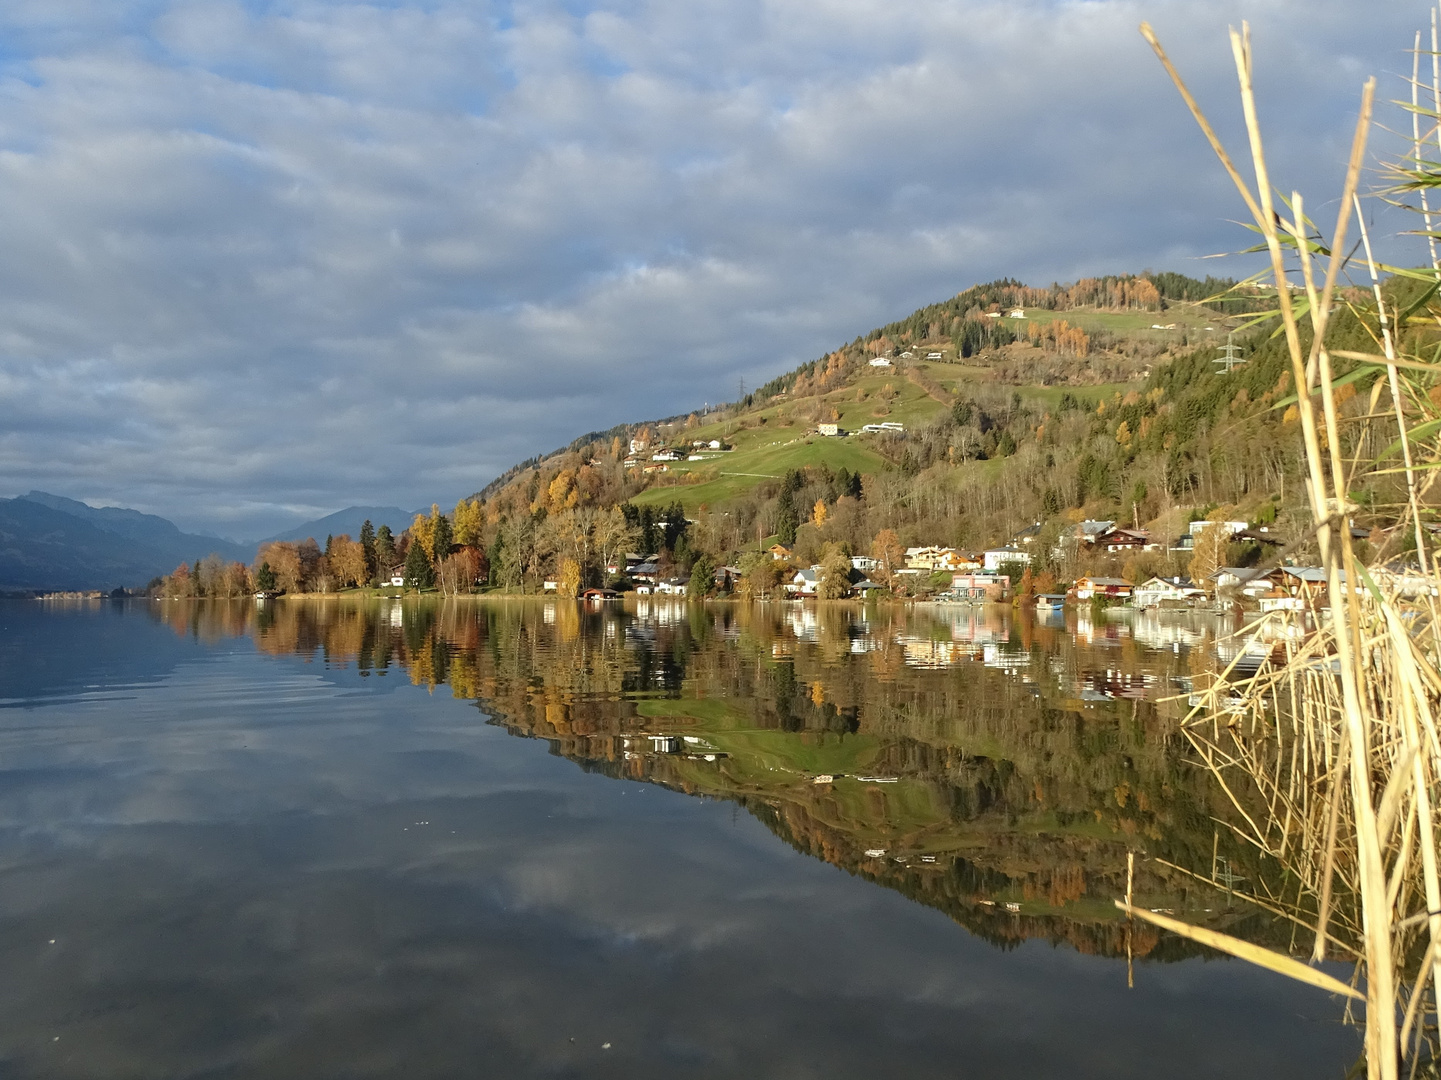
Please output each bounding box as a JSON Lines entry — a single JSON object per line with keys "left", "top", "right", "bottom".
{"left": 453, "top": 268, "right": 1406, "bottom": 593}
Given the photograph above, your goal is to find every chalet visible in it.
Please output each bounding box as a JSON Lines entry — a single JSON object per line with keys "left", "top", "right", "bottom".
{"left": 581, "top": 588, "right": 621, "bottom": 601}
{"left": 1279, "top": 566, "right": 1338, "bottom": 599}
{"left": 629, "top": 560, "right": 660, "bottom": 583}
{"left": 817, "top": 423, "right": 843, "bottom": 437}
{"left": 1212, "top": 567, "right": 1279, "bottom": 596}
{"left": 1099, "top": 527, "right": 1149, "bottom": 553}
{"left": 542, "top": 580, "right": 558, "bottom": 592}
{"left": 982, "top": 546, "right": 1031, "bottom": 572}
{"left": 786, "top": 567, "right": 821, "bottom": 597}
{"left": 851, "top": 555, "right": 880, "bottom": 573}
{"left": 1007, "top": 308, "right": 1026, "bottom": 318}
{"left": 949, "top": 573, "right": 1010, "bottom": 601}
{"left": 387, "top": 565, "right": 406, "bottom": 588}
{"left": 1067, "top": 520, "right": 1116, "bottom": 551}
{"left": 768, "top": 544, "right": 793, "bottom": 561}
{"left": 1074, "top": 576, "right": 1133, "bottom": 600}
{"left": 905, "top": 546, "right": 976, "bottom": 572}
{"left": 1259, "top": 592, "right": 1305, "bottom": 612}
{"left": 629, "top": 437, "right": 647, "bottom": 455}
{"left": 708, "top": 439, "right": 723, "bottom": 449}
{"left": 651, "top": 449, "right": 682, "bottom": 462}
{"left": 1012, "top": 522, "right": 1044, "bottom": 547}
{"left": 868, "top": 357, "right": 893, "bottom": 367}
{"left": 926, "top": 351, "right": 943, "bottom": 359}
{"left": 656, "top": 577, "right": 689, "bottom": 596}
{"left": 713, "top": 564, "right": 743, "bottom": 590}
{"left": 1130, "top": 576, "right": 1203, "bottom": 609}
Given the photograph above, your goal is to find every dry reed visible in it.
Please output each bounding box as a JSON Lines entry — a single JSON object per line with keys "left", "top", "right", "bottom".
{"left": 1126, "top": 19, "right": 1441, "bottom": 1080}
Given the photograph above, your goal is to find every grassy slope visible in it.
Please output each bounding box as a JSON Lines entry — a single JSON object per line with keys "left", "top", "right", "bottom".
{"left": 631, "top": 358, "right": 1146, "bottom": 511}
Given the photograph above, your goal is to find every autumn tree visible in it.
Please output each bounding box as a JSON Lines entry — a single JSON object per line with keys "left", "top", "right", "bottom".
{"left": 870, "top": 529, "right": 905, "bottom": 589}
{"left": 256, "top": 541, "right": 303, "bottom": 593}
{"left": 558, "top": 557, "right": 582, "bottom": 598}
{"left": 329, "top": 535, "right": 368, "bottom": 589}
{"left": 818, "top": 543, "right": 852, "bottom": 599}
{"left": 1188, "top": 521, "right": 1230, "bottom": 592}
{"left": 453, "top": 498, "right": 484, "bottom": 548}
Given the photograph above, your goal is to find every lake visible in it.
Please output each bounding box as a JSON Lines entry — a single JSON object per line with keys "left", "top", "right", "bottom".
{"left": 0, "top": 597, "right": 1358, "bottom": 1077}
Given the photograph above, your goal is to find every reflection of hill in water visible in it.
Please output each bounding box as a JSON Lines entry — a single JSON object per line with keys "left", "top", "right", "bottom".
{"left": 156, "top": 596, "right": 1282, "bottom": 960}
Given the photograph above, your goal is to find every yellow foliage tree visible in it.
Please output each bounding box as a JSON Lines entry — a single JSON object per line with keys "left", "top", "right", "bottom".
{"left": 812, "top": 499, "right": 827, "bottom": 527}
{"left": 558, "top": 557, "right": 582, "bottom": 598}
{"left": 453, "top": 498, "right": 485, "bottom": 547}
{"left": 410, "top": 509, "right": 439, "bottom": 561}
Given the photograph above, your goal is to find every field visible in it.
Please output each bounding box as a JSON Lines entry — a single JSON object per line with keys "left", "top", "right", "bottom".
{"left": 629, "top": 344, "right": 1147, "bottom": 510}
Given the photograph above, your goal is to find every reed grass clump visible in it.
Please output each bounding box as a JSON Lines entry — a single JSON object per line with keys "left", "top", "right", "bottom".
{"left": 1122, "top": 19, "right": 1441, "bottom": 1080}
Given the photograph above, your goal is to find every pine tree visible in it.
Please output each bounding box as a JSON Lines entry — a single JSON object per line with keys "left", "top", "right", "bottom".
{"left": 374, "top": 525, "right": 396, "bottom": 579}
{"left": 359, "top": 520, "right": 376, "bottom": 582}
{"left": 432, "top": 513, "right": 453, "bottom": 565}
{"left": 404, "top": 540, "right": 434, "bottom": 589}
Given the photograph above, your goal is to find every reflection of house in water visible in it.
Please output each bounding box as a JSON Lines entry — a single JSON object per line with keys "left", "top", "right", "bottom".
{"left": 1077, "top": 667, "right": 1158, "bottom": 701}
{"left": 982, "top": 643, "right": 1030, "bottom": 671}
{"left": 902, "top": 638, "right": 983, "bottom": 668}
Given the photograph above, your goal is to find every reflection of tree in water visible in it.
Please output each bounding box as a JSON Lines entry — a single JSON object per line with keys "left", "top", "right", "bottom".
{"left": 162, "top": 597, "right": 1291, "bottom": 961}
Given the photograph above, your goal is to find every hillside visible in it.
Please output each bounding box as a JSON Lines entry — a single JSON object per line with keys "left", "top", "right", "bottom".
{"left": 462, "top": 270, "right": 1384, "bottom": 593}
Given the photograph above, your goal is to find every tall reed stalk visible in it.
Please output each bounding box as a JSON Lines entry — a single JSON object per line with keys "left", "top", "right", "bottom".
{"left": 1123, "top": 21, "right": 1441, "bottom": 1080}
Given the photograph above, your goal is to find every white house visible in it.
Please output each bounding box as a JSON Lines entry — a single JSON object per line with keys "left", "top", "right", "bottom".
{"left": 656, "top": 578, "right": 689, "bottom": 596}
{"left": 868, "top": 357, "right": 892, "bottom": 367}
{"left": 786, "top": 567, "right": 821, "bottom": 597}
{"left": 851, "top": 555, "right": 880, "bottom": 573}
{"left": 387, "top": 566, "right": 406, "bottom": 588}
{"left": 1130, "top": 576, "right": 1202, "bottom": 609}
{"left": 926, "top": 351, "right": 943, "bottom": 359}
{"left": 817, "top": 423, "right": 842, "bottom": 437}
{"left": 652, "top": 449, "right": 681, "bottom": 462}
{"left": 629, "top": 437, "right": 647, "bottom": 455}
{"left": 1008, "top": 308, "right": 1026, "bottom": 318}
{"left": 983, "top": 546, "right": 1032, "bottom": 572}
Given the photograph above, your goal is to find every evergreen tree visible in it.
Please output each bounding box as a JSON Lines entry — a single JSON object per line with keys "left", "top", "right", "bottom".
{"left": 359, "top": 519, "right": 376, "bottom": 581}
{"left": 432, "top": 513, "right": 454, "bottom": 565}
{"left": 255, "top": 562, "right": 277, "bottom": 592}
{"left": 374, "top": 525, "right": 396, "bottom": 579}
{"left": 404, "top": 539, "right": 434, "bottom": 589}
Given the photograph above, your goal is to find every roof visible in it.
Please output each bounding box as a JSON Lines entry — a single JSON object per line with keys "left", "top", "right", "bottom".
{"left": 1212, "top": 566, "right": 1268, "bottom": 581}
{"left": 1076, "top": 520, "right": 1116, "bottom": 537}
{"left": 1280, "top": 566, "right": 1335, "bottom": 583}
{"left": 1079, "top": 577, "right": 1131, "bottom": 587}
{"left": 794, "top": 568, "right": 820, "bottom": 583}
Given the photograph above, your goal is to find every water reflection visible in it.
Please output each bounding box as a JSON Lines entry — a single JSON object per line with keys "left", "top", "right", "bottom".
{"left": 0, "top": 597, "right": 1359, "bottom": 1078}
{"left": 148, "top": 597, "right": 1277, "bottom": 963}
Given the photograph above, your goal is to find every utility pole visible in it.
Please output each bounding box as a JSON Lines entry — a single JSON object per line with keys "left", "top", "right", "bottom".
{"left": 1214, "top": 331, "right": 1243, "bottom": 374}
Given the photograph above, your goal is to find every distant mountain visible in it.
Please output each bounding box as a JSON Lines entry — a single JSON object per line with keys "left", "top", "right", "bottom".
{"left": 0, "top": 492, "right": 256, "bottom": 592}
{"left": 258, "top": 506, "right": 415, "bottom": 546}
{"left": 18, "top": 492, "right": 252, "bottom": 564}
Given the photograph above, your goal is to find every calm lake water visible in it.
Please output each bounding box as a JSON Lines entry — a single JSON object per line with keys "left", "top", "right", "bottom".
{"left": 0, "top": 598, "right": 1358, "bottom": 1078}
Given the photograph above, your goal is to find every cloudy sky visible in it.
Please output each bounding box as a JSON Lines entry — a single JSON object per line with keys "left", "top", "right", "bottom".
{"left": 0, "top": 0, "right": 1429, "bottom": 539}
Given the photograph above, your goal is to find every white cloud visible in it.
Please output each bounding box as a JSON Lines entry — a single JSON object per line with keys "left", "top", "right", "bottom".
{"left": 0, "top": 0, "right": 1428, "bottom": 536}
